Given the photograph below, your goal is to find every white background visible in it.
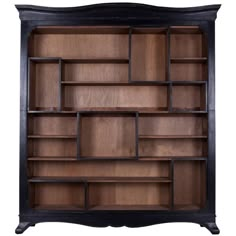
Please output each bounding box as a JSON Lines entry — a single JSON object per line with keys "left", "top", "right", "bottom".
{"left": 0, "top": 0, "right": 234, "bottom": 235}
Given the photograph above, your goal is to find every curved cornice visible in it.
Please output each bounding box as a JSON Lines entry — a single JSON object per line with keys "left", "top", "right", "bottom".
{"left": 15, "top": 3, "right": 221, "bottom": 21}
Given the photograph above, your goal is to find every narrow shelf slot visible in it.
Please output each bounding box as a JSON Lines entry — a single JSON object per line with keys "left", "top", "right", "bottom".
{"left": 139, "top": 135, "right": 207, "bottom": 139}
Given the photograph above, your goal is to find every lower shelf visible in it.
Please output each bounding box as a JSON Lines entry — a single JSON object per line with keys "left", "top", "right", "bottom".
{"left": 88, "top": 205, "right": 170, "bottom": 211}
{"left": 34, "top": 204, "right": 84, "bottom": 211}
{"left": 174, "top": 204, "right": 202, "bottom": 211}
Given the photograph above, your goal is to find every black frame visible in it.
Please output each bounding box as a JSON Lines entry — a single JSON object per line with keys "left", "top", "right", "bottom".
{"left": 16, "top": 3, "right": 220, "bottom": 234}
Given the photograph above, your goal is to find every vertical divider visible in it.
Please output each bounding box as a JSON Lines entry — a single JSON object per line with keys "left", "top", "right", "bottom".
{"left": 167, "top": 27, "right": 172, "bottom": 112}
{"left": 128, "top": 27, "right": 132, "bottom": 83}
{"left": 77, "top": 112, "right": 80, "bottom": 160}
{"left": 58, "top": 58, "right": 62, "bottom": 111}
{"left": 170, "top": 159, "right": 174, "bottom": 210}
{"left": 84, "top": 181, "right": 88, "bottom": 210}
{"left": 135, "top": 112, "right": 139, "bottom": 160}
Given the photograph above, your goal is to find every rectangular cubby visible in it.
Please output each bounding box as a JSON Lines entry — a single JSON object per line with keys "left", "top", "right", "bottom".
{"left": 28, "top": 59, "right": 60, "bottom": 111}
{"left": 29, "top": 183, "right": 85, "bottom": 210}
{"left": 172, "top": 84, "right": 206, "bottom": 111}
{"left": 88, "top": 182, "right": 171, "bottom": 210}
{"left": 131, "top": 28, "right": 167, "bottom": 81}
{"left": 174, "top": 160, "right": 206, "bottom": 210}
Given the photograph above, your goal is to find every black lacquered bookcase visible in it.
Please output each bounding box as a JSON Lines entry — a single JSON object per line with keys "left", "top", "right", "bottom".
{"left": 15, "top": 3, "right": 220, "bottom": 234}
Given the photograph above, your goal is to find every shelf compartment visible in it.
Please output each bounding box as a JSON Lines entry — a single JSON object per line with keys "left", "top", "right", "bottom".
{"left": 174, "top": 160, "right": 206, "bottom": 210}
{"left": 29, "top": 176, "right": 171, "bottom": 183}
{"left": 28, "top": 139, "right": 77, "bottom": 158}
{"left": 79, "top": 113, "right": 137, "bottom": 158}
{"left": 29, "top": 182, "right": 85, "bottom": 210}
{"left": 139, "top": 114, "right": 207, "bottom": 136}
{"left": 171, "top": 62, "right": 207, "bottom": 81}
{"left": 139, "top": 135, "right": 207, "bottom": 139}
{"left": 62, "top": 85, "right": 168, "bottom": 111}
{"left": 170, "top": 26, "right": 207, "bottom": 58}
{"left": 172, "top": 84, "right": 206, "bottom": 111}
{"left": 131, "top": 28, "right": 167, "bottom": 81}
{"left": 29, "top": 160, "right": 170, "bottom": 178}
{"left": 62, "top": 60, "right": 129, "bottom": 84}
{"left": 139, "top": 139, "right": 207, "bottom": 157}
{"left": 88, "top": 182, "right": 171, "bottom": 210}
{"left": 28, "top": 59, "right": 60, "bottom": 111}
{"left": 28, "top": 114, "right": 77, "bottom": 136}
{"left": 29, "top": 26, "right": 129, "bottom": 59}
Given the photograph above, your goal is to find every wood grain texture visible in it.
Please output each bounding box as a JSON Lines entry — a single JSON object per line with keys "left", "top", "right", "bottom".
{"left": 28, "top": 115, "right": 77, "bottom": 135}
{"left": 29, "top": 161, "right": 170, "bottom": 178}
{"left": 28, "top": 139, "right": 76, "bottom": 157}
{"left": 80, "top": 116, "right": 135, "bottom": 157}
{"left": 88, "top": 183, "right": 170, "bottom": 208}
{"left": 172, "top": 85, "right": 206, "bottom": 111}
{"left": 63, "top": 86, "right": 168, "bottom": 110}
{"left": 62, "top": 63, "right": 128, "bottom": 82}
{"left": 170, "top": 33, "right": 206, "bottom": 58}
{"left": 139, "top": 139, "right": 207, "bottom": 157}
{"left": 30, "top": 183, "right": 84, "bottom": 208}
{"left": 131, "top": 32, "right": 166, "bottom": 81}
{"left": 29, "top": 62, "right": 59, "bottom": 110}
{"left": 139, "top": 115, "right": 207, "bottom": 136}
{"left": 171, "top": 63, "right": 207, "bottom": 81}
{"left": 30, "top": 34, "right": 128, "bottom": 59}
{"left": 174, "top": 161, "right": 206, "bottom": 209}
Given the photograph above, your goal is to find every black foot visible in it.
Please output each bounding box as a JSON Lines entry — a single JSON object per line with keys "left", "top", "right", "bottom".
{"left": 15, "top": 222, "right": 34, "bottom": 234}
{"left": 201, "top": 222, "right": 220, "bottom": 234}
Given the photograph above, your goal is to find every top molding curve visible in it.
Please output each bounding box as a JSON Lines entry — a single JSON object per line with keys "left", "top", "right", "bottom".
{"left": 15, "top": 3, "right": 221, "bottom": 21}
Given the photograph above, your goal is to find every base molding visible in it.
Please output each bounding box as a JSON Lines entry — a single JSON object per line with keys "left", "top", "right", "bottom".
{"left": 16, "top": 212, "right": 219, "bottom": 234}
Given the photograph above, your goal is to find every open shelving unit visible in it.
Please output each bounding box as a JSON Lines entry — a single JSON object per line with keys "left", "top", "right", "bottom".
{"left": 26, "top": 25, "right": 208, "bottom": 212}
{"left": 16, "top": 3, "right": 221, "bottom": 234}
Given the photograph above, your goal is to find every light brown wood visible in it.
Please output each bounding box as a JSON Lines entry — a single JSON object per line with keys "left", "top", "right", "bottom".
{"left": 172, "top": 85, "right": 206, "bottom": 111}
{"left": 30, "top": 34, "right": 128, "bottom": 59}
{"left": 30, "top": 183, "right": 84, "bottom": 208}
{"left": 170, "top": 33, "right": 206, "bottom": 58}
{"left": 29, "top": 161, "right": 170, "bottom": 178}
{"left": 131, "top": 32, "right": 167, "bottom": 81}
{"left": 28, "top": 139, "right": 77, "bottom": 157}
{"left": 62, "top": 63, "right": 128, "bottom": 83}
{"left": 139, "top": 115, "right": 207, "bottom": 136}
{"left": 62, "top": 86, "right": 168, "bottom": 110}
{"left": 174, "top": 161, "right": 206, "bottom": 209}
{"left": 88, "top": 183, "right": 170, "bottom": 208}
{"left": 28, "top": 115, "right": 77, "bottom": 135}
{"left": 139, "top": 139, "right": 207, "bottom": 157}
{"left": 171, "top": 63, "right": 207, "bottom": 81}
{"left": 29, "top": 62, "right": 59, "bottom": 110}
{"left": 80, "top": 116, "right": 135, "bottom": 157}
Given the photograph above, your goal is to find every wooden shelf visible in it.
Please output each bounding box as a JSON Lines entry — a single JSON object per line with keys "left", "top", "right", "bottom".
{"left": 139, "top": 135, "right": 207, "bottom": 139}
{"left": 139, "top": 156, "right": 207, "bottom": 161}
{"left": 28, "top": 157, "right": 77, "bottom": 161}
{"left": 33, "top": 204, "right": 84, "bottom": 211}
{"left": 62, "top": 58, "right": 129, "bottom": 63}
{"left": 29, "top": 177, "right": 172, "bottom": 183}
{"left": 89, "top": 205, "right": 170, "bottom": 211}
{"left": 28, "top": 135, "right": 77, "bottom": 139}
{"left": 171, "top": 57, "right": 207, "bottom": 63}
{"left": 174, "top": 204, "right": 201, "bottom": 211}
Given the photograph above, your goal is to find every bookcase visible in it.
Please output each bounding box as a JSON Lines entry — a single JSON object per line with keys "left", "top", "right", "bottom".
{"left": 16, "top": 3, "right": 220, "bottom": 234}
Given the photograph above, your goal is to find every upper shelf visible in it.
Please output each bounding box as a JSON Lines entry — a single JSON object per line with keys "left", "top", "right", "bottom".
{"left": 15, "top": 3, "right": 221, "bottom": 22}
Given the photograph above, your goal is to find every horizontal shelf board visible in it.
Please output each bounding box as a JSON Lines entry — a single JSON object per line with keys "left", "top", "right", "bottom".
{"left": 29, "top": 57, "right": 60, "bottom": 63}
{"left": 139, "top": 156, "right": 207, "bottom": 161}
{"left": 33, "top": 204, "right": 84, "bottom": 211}
{"left": 174, "top": 204, "right": 202, "bottom": 210}
{"left": 171, "top": 57, "right": 207, "bottom": 63}
{"left": 170, "top": 26, "right": 202, "bottom": 34}
{"left": 79, "top": 157, "right": 136, "bottom": 160}
{"left": 172, "top": 81, "right": 207, "bottom": 85}
{"left": 33, "top": 26, "right": 130, "bottom": 34}
{"left": 28, "top": 157, "right": 77, "bottom": 161}
{"left": 29, "top": 177, "right": 171, "bottom": 183}
{"left": 139, "top": 135, "right": 207, "bottom": 139}
{"left": 89, "top": 205, "right": 170, "bottom": 211}
{"left": 61, "top": 81, "right": 170, "bottom": 86}
{"left": 62, "top": 58, "right": 129, "bottom": 63}
{"left": 28, "top": 135, "right": 77, "bottom": 139}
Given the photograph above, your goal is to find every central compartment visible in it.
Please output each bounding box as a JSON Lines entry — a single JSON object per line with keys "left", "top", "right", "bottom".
{"left": 79, "top": 112, "right": 137, "bottom": 158}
